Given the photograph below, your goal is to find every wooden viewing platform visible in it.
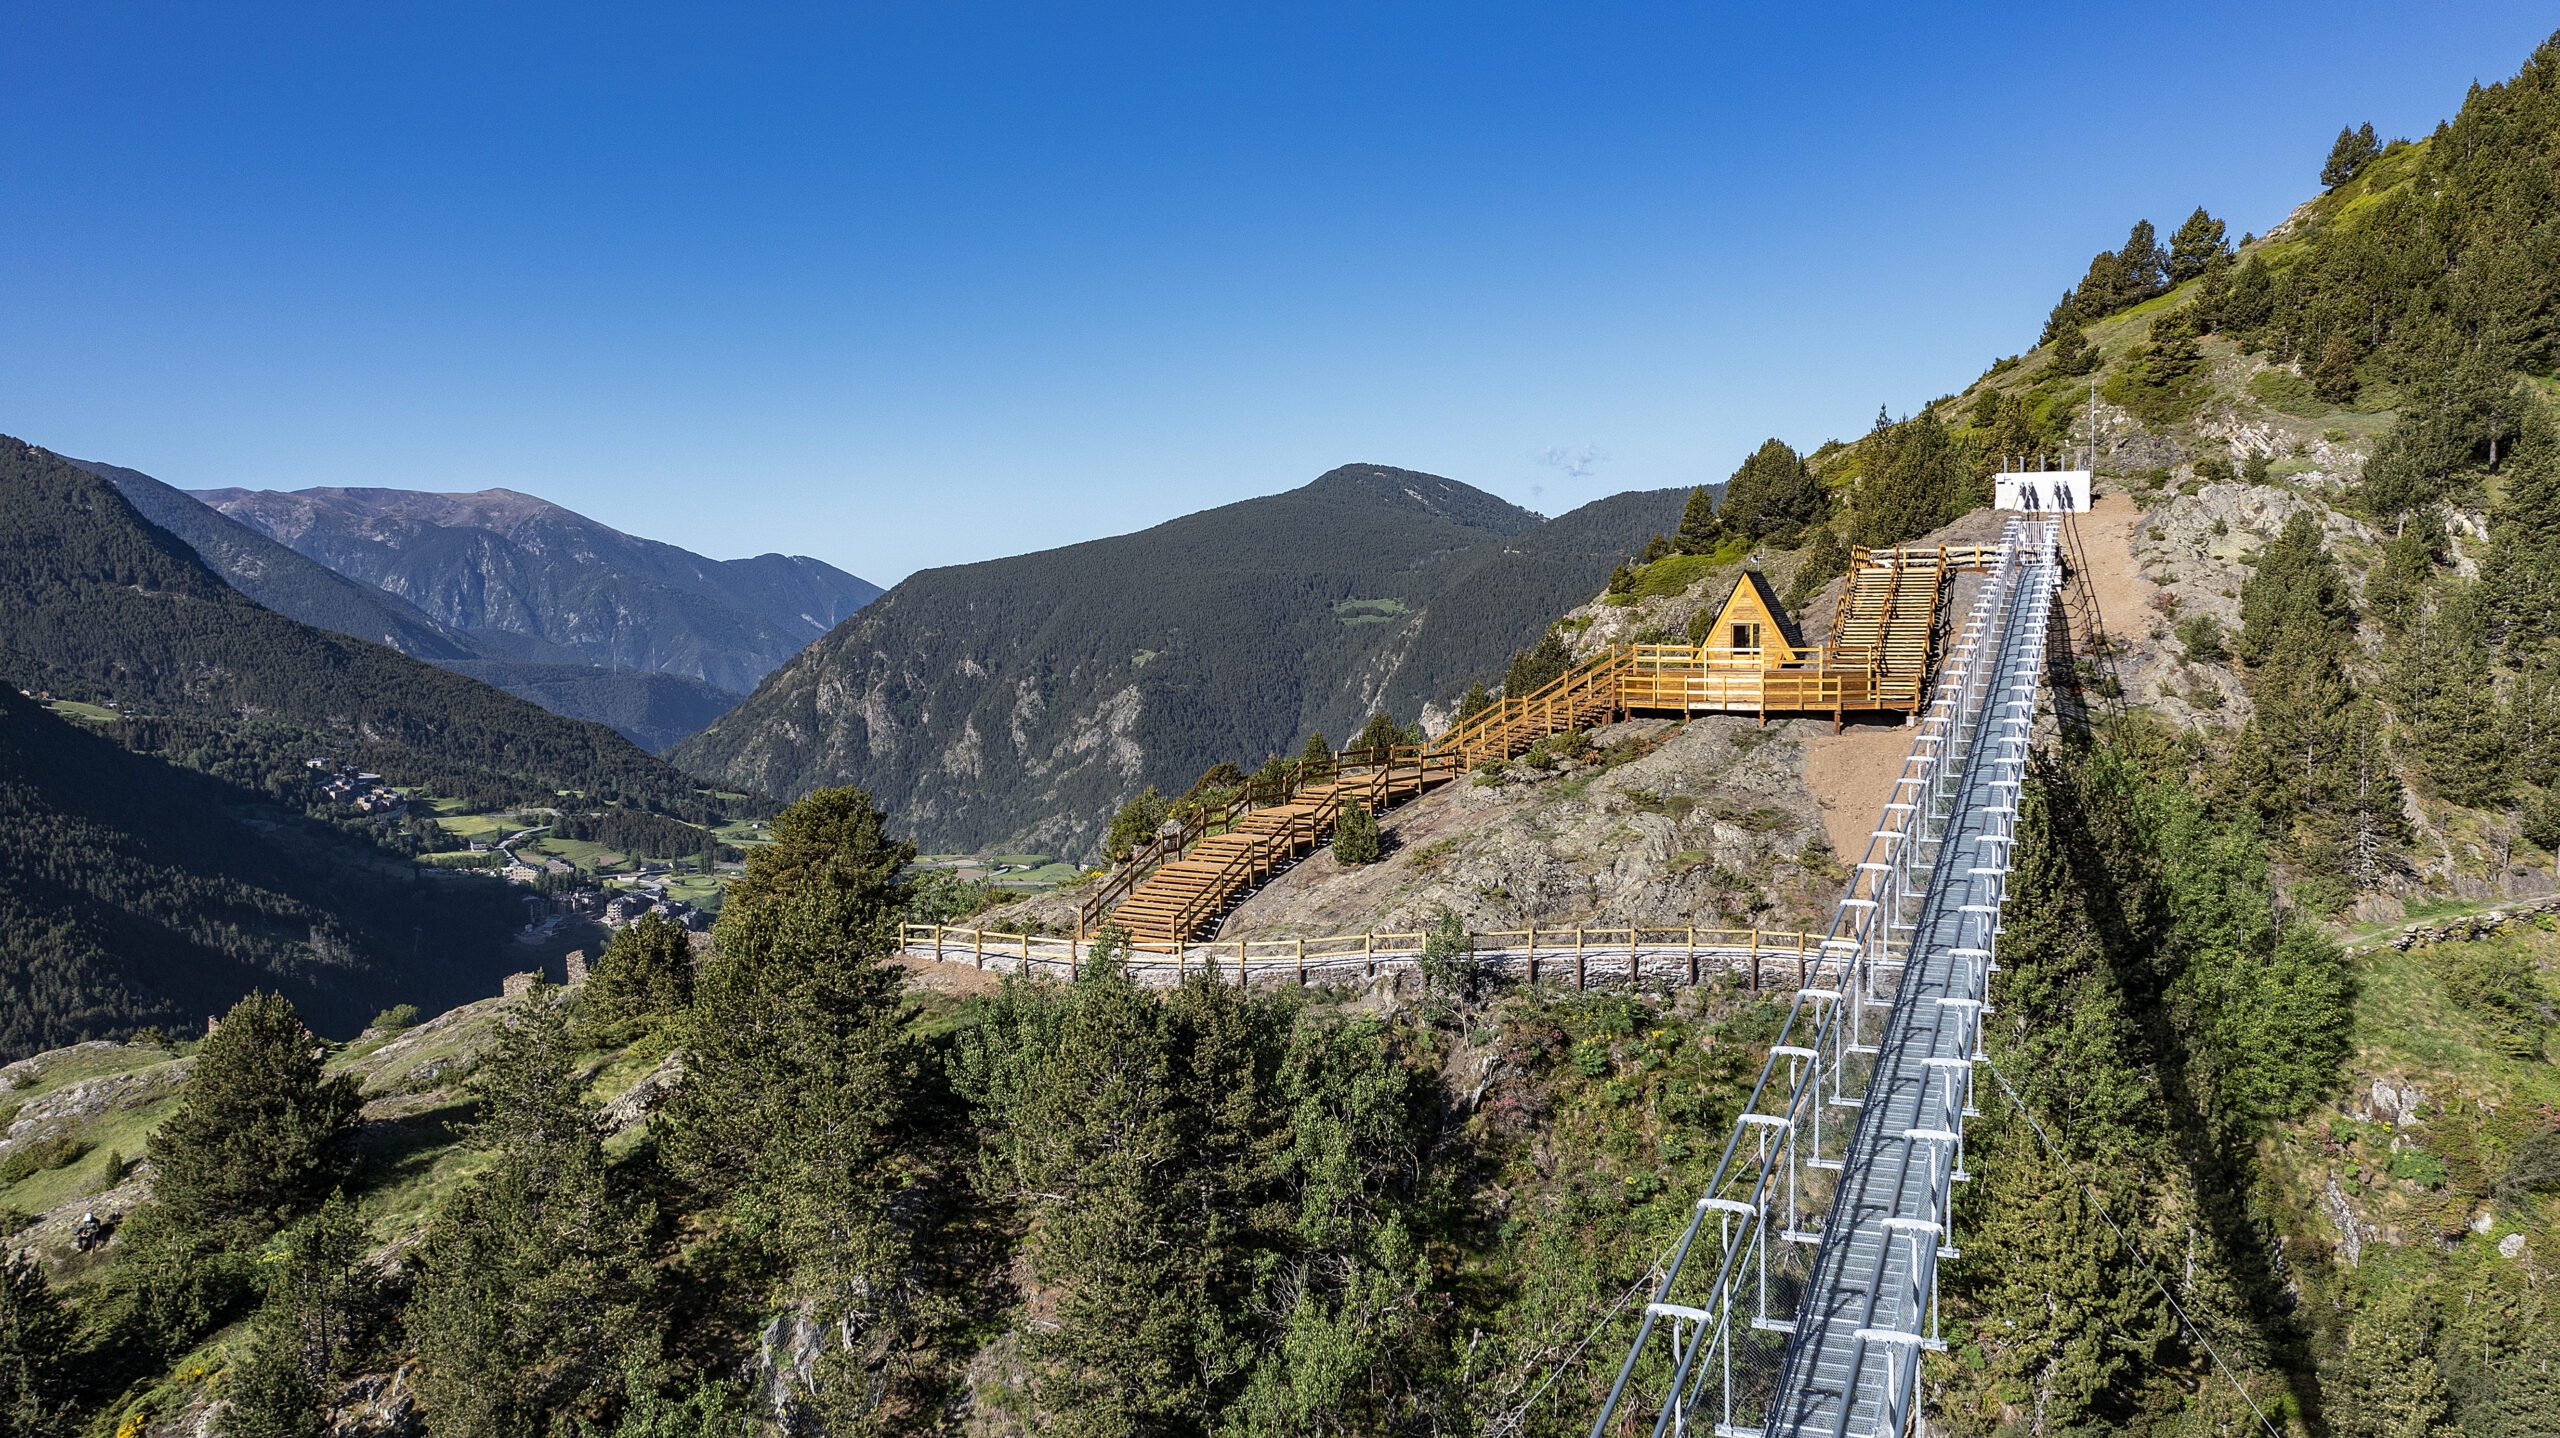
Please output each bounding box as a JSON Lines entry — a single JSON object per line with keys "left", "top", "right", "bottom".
{"left": 1077, "top": 544, "right": 1994, "bottom": 944}
{"left": 1433, "top": 541, "right": 1996, "bottom": 765}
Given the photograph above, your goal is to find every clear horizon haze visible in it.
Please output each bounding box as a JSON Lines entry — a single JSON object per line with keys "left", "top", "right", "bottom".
{"left": 4, "top": 3, "right": 2551, "bottom": 586}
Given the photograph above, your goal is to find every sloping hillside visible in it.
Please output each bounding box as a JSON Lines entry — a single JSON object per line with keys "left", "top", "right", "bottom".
{"left": 196, "top": 483, "right": 880, "bottom": 691}
{"left": 0, "top": 437, "right": 736, "bottom": 814}
{"left": 0, "top": 686, "right": 529, "bottom": 1058}
{"left": 80, "top": 459, "right": 744, "bottom": 750}
{"left": 671, "top": 464, "right": 1688, "bottom": 853}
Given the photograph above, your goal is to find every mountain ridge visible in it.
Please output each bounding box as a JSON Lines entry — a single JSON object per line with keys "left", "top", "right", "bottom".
{"left": 195, "top": 482, "right": 882, "bottom": 692}
{"left": 670, "top": 462, "right": 1688, "bottom": 853}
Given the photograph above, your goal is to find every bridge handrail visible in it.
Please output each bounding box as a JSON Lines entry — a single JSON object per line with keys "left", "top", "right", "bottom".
{"left": 1584, "top": 520, "right": 2034, "bottom": 1438}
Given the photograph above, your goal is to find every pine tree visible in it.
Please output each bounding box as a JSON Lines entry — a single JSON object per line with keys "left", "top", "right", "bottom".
{"left": 0, "top": 1252, "right": 68, "bottom": 1436}
{"left": 1299, "top": 731, "right": 1334, "bottom": 775}
{"left": 1783, "top": 525, "right": 1849, "bottom": 611}
{"left": 2118, "top": 218, "right": 2166, "bottom": 299}
{"left": 407, "top": 987, "right": 658, "bottom": 1435}
{"left": 2361, "top": 517, "right": 2441, "bottom": 637}
{"left": 723, "top": 785, "right": 915, "bottom": 928}
{"left": 2329, "top": 1290, "right": 2459, "bottom": 1438}
{"left": 1331, "top": 802, "right": 1381, "bottom": 864}
{"left": 1639, "top": 532, "right": 1672, "bottom": 563}
{"left": 2323, "top": 122, "right": 2382, "bottom": 187}
{"left": 2049, "top": 321, "right": 2098, "bottom": 377}
{"left": 1103, "top": 785, "right": 1172, "bottom": 863}
{"left": 2236, "top": 513, "right": 2357, "bottom": 666}
{"left": 1673, "top": 485, "right": 1719, "bottom": 554}
{"left": 2166, "top": 206, "right": 2228, "bottom": 283}
{"left": 1504, "top": 631, "right": 1573, "bottom": 698}
{"left": 662, "top": 887, "right": 926, "bottom": 1428}
{"left": 146, "top": 992, "right": 361, "bottom": 1247}
{"left": 1851, "top": 415, "right": 1984, "bottom": 547}
{"left": 1351, "top": 710, "right": 1406, "bottom": 758}
{"left": 2040, "top": 290, "right": 2080, "bottom": 347}
{"left": 586, "top": 911, "right": 696, "bottom": 1026}
{"left": 1717, "top": 439, "right": 1826, "bottom": 545}
{"left": 223, "top": 1192, "right": 378, "bottom": 1438}
{"left": 1454, "top": 682, "right": 1494, "bottom": 724}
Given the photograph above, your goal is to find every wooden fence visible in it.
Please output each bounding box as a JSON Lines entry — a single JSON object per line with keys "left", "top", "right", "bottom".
{"left": 901, "top": 922, "right": 1911, "bottom": 993}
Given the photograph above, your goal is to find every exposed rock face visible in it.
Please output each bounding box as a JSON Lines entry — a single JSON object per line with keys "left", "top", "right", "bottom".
{"left": 1212, "top": 716, "right": 1840, "bottom": 940}
{"left": 597, "top": 1052, "right": 685, "bottom": 1135}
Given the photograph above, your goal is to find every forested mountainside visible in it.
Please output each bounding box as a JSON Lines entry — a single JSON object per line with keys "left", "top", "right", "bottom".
{"left": 79, "top": 459, "right": 742, "bottom": 751}
{"left": 195, "top": 483, "right": 880, "bottom": 692}
{"left": 0, "top": 438, "right": 740, "bottom": 816}
{"left": 78, "top": 460, "right": 486, "bottom": 662}
{"left": 670, "top": 464, "right": 1689, "bottom": 854}
{"left": 432, "top": 661, "right": 742, "bottom": 754}
{"left": 0, "top": 686, "right": 529, "bottom": 1059}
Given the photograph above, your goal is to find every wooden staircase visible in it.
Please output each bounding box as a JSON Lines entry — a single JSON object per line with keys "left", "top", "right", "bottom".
{"left": 1090, "top": 752, "right": 1457, "bottom": 946}
{"left": 1835, "top": 547, "right": 1945, "bottom": 709}
{"left": 1433, "top": 647, "right": 1635, "bottom": 768}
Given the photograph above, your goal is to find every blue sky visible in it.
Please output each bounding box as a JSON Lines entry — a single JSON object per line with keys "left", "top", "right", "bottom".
{"left": 4, "top": 4, "right": 2552, "bottom": 585}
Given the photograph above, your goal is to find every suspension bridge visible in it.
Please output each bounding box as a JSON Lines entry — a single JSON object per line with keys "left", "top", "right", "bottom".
{"left": 1583, "top": 515, "right": 2067, "bottom": 1438}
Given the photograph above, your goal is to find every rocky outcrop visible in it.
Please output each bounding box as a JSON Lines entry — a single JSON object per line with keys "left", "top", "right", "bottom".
{"left": 1212, "top": 715, "right": 1840, "bottom": 940}
{"left": 2383, "top": 898, "right": 2560, "bottom": 951}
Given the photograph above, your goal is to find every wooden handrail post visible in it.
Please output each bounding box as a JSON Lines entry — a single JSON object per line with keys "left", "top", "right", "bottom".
{"left": 1527, "top": 925, "right": 1537, "bottom": 986}
{"left": 1688, "top": 926, "right": 1698, "bottom": 986}
{"left": 1747, "top": 929, "right": 1759, "bottom": 991}
{"left": 1296, "top": 937, "right": 1305, "bottom": 987}
{"left": 1575, "top": 928, "right": 1585, "bottom": 991}
{"left": 973, "top": 927, "right": 984, "bottom": 970}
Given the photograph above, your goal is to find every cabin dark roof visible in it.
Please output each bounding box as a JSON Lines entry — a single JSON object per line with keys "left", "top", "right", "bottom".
{"left": 1717, "top": 569, "right": 1807, "bottom": 651}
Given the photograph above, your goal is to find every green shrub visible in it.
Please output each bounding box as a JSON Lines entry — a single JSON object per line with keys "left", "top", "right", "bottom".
{"left": 0, "top": 1133, "right": 90, "bottom": 1186}
{"left": 1331, "top": 803, "right": 1382, "bottom": 865}
{"left": 371, "top": 1004, "right": 421, "bottom": 1034}
{"left": 1571, "top": 1040, "right": 1611, "bottom": 1078}
{"left": 1552, "top": 729, "right": 1591, "bottom": 759}
{"left": 2389, "top": 1146, "right": 2449, "bottom": 1187}
{"left": 2175, "top": 615, "right": 2228, "bottom": 662}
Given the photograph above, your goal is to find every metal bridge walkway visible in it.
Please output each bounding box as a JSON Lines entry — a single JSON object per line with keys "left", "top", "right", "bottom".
{"left": 1584, "top": 518, "right": 2064, "bottom": 1438}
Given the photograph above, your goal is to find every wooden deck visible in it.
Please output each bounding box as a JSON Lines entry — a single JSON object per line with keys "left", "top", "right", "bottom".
{"left": 1083, "top": 547, "right": 1988, "bottom": 943}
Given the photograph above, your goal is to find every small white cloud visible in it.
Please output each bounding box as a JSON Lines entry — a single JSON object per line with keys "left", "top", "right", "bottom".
{"left": 1535, "top": 443, "right": 1605, "bottom": 479}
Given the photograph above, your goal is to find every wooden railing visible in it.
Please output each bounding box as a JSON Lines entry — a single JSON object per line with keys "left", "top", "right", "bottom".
{"left": 904, "top": 922, "right": 1911, "bottom": 992}
{"left": 1134, "top": 753, "right": 1457, "bottom": 940}
{"left": 1077, "top": 744, "right": 1459, "bottom": 935}
{"left": 1431, "top": 646, "right": 1635, "bottom": 764}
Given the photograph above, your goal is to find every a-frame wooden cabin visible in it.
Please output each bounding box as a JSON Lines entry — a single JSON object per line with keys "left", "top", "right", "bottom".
{"left": 1700, "top": 568, "right": 1807, "bottom": 669}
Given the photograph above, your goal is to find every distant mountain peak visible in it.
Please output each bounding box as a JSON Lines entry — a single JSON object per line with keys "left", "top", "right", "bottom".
{"left": 1295, "top": 464, "right": 1546, "bottom": 535}
{"left": 187, "top": 483, "right": 882, "bottom": 692}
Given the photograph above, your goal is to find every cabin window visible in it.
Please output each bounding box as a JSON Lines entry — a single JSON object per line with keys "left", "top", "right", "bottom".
{"left": 1730, "top": 621, "right": 1762, "bottom": 652}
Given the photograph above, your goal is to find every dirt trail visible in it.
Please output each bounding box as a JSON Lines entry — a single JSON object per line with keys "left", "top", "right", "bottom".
{"left": 2070, "top": 490, "right": 2159, "bottom": 648}
{"left": 1801, "top": 720, "right": 1914, "bottom": 861}
{"left": 1794, "top": 495, "right": 2154, "bottom": 861}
